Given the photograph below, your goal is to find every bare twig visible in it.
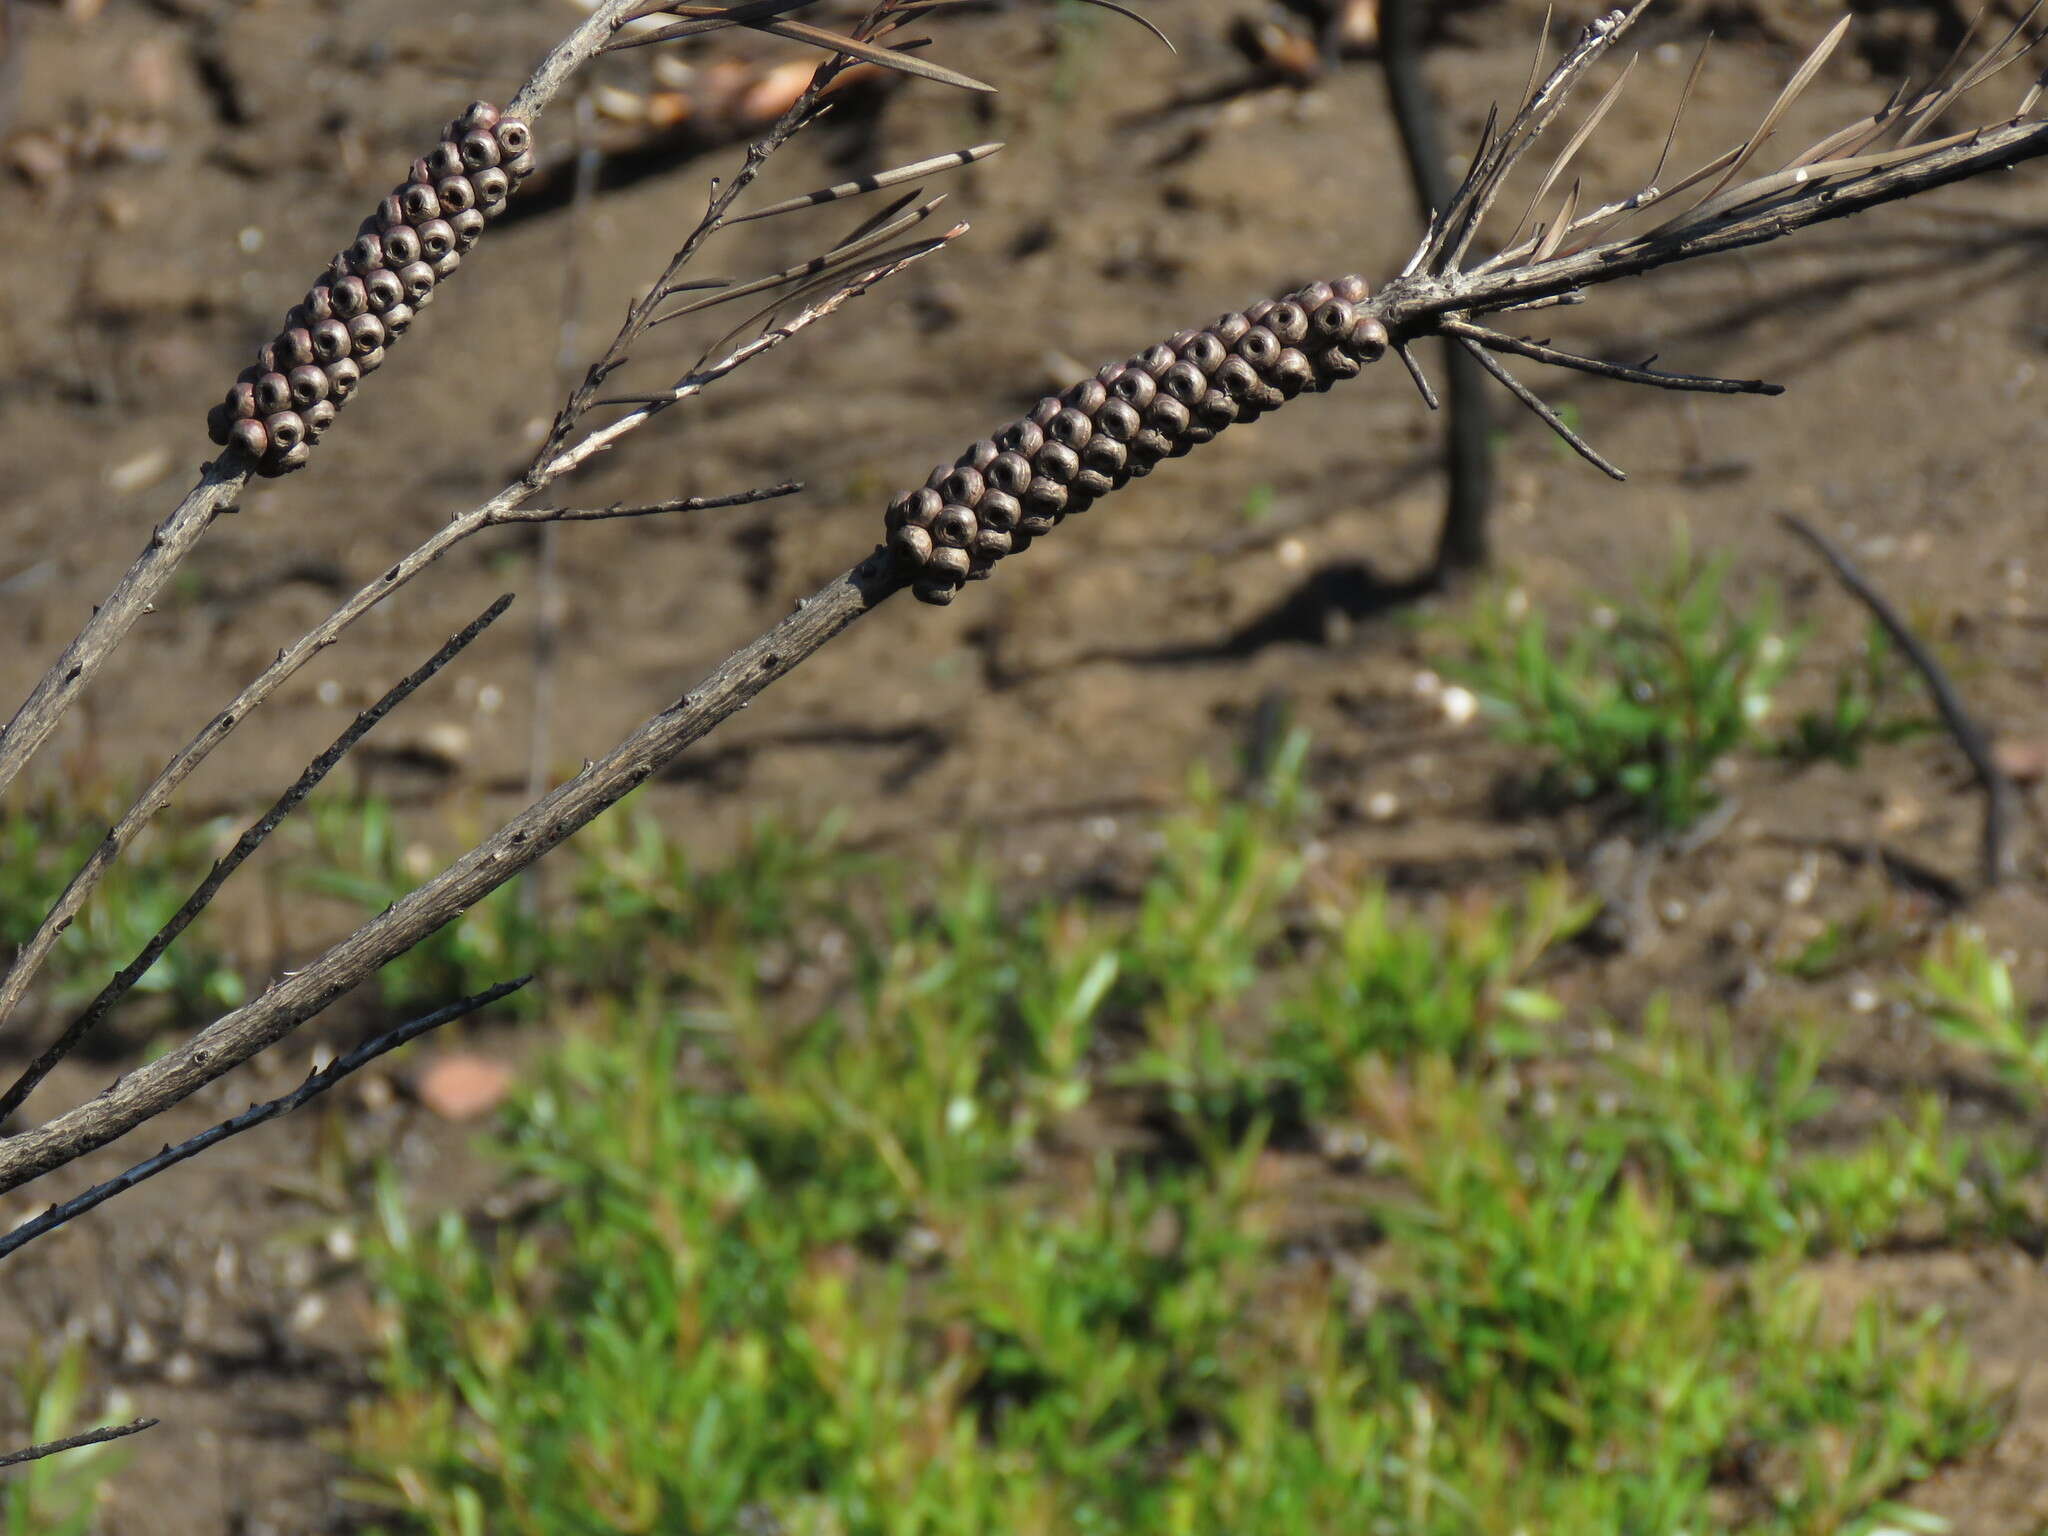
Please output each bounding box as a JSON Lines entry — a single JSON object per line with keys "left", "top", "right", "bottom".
{"left": 0, "top": 979, "right": 531, "bottom": 1263}
{"left": 1777, "top": 513, "right": 2015, "bottom": 889}
{"left": 1454, "top": 334, "right": 1628, "bottom": 479}
{"left": 1439, "top": 318, "right": 1785, "bottom": 395}
{"left": 492, "top": 484, "right": 804, "bottom": 523}
{"left": 0, "top": 598, "right": 517, "bottom": 1126}
{"left": 7, "top": 0, "right": 2048, "bottom": 1201}
{"left": 0, "top": 1418, "right": 159, "bottom": 1468}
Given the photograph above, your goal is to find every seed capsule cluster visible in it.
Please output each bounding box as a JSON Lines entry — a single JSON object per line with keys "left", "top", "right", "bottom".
{"left": 206, "top": 102, "right": 535, "bottom": 476}
{"left": 885, "top": 275, "right": 1389, "bottom": 605}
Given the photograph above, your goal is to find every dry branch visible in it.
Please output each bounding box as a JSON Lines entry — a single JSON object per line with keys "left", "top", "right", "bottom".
{"left": 4, "top": 1, "right": 2046, "bottom": 1224}
{"left": 0, "top": 1417, "right": 158, "bottom": 1469}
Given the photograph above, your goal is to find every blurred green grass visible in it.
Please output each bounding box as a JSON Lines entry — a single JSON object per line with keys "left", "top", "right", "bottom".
{"left": 333, "top": 740, "right": 2035, "bottom": 1535}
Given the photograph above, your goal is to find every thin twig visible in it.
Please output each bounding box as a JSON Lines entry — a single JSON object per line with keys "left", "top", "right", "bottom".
{"left": 492, "top": 484, "right": 804, "bottom": 523}
{"left": 0, "top": 0, "right": 645, "bottom": 808}
{"left": 8, "top": 3, "right": 2048, "bottom": 1197}
{"left": 1455, "top": 334, "right": 1628, "bottom": 479}
{"left": 0, "top": 979, "right": 531, "bottom": 1263}
{"left": 0, "top": 1418, "right": 159, "bottom": 1468}
{"left": 0, "top": 597, "right": 517, "bottom": 1126}
{"left": 1440, "top": 318, "right": 1785, "bottom": 395}
{"left": 1777, "top": 513, "right": 2015, "bottom": 888}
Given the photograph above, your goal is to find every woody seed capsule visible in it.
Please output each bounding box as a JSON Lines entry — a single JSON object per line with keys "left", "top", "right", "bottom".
{"left": 347, "top": 232, "right": 385, "bottom": 275}
{"left": 995, "top": 419, "right": 1044, "bottom": 457}
{"left": 264, "top": 410, "right": 306, "bottom": 452}
{"left": 365, "top": 269, "right": 405, "bottom": 312}
{"left": 973, "top": 527, "right": 1013, "bottom": 561}
{"left": 890, "top": 524, "right": 935, "bottom": 565}
{"left": 472, "top": 166, "right": 511, "bottom": 207}
{"left": 288, "top": 365, "right": 330, "bottom": 407}
{"left": 436, "top": 175, "right": 478, "bottom": 214}
{"left": 493, "top": 118, "right": 532, "bottom": 158}
{"left": 1272, "top": 348, "right": 1314, "bottom": 398}
{"left": 1310, "top": 299, "right": 1355, "bottom": 343}
{"left": 1210, "top": 312, "right": 1251, "bottom": 346}
{"left": 1071, "top": 468, "right": 1114, "bottom": 500}
{"left": 1348, "top": 316, "right": 1389, "bottom": 360}
{"left": 938, "top": 465, "right": 985, "bottom": 506}
{"left": 1022, "top": 477, "right": 1068, "bottom": 519}
{"left": 913, "top": 575, "right": 964, "bottom": 605}
{"left": 383, "top": 224, "right": 423, "bottom": 265}
{"left": 1109, "top": 368, "right": 1156, "bottom": 410}
{"left": 415, "top": 218, "right": 457, "bottom": 261}
{"left": 347, "top": 313, "right": 387, "bottom": 355}
{"left": 325, "top": 356, "right": 361, "bottom": 400}
{"left": 254, "top": 372, "right": 293, "bottom": 415}
{"left": 887, "top": 487, "right": 942, "bottom": 530}
{"left": 1144, "top": 395, "right": 1190, "bottom": 438}
{"left": 1034, "top": 442, "right": 1081, "bottom": 485}
{"left": 311, "top": 319, "right": 351, "bottom": 363}
{"left": 329, "top": 276, "right": 369, "bottom": 318}
{"left": 1267, "top": 301, "right": 1309, "bottom": 346}
{"left": 461, "top": 101, "right": 502, "bottom": 134}
{"left": 1094, "top": 398, "right": 1141, "bottom": 441}
{"left": 1196, "top": 389, "right": 1239, "bottom": 428}
{"left": 303, "top": 398, "right": 338, "bottom": 441}
{"left": 401, "top": 182, "right": 442, "bottom": 224}
{"left": 1137, "top": 344, "right": 1178, "bottom": 377}
{"left": 976, "top": 491, "right": 1021, "bottom": 533}
{"left": 427, "top": 141, "right": 465, "bottom": 180}
{"left": 268, "top": 441, "right": 311, "bottom": 474}
{"left": 1333, "top": 274, "right": 1370, "bottom": 303}
{"left": 206, "top": 403, "right": 233, "bottom": 444}
{"left": 396, "top": 261, "right": 438, "bottom": 303}
{"left": 1181, "top": 331, "right": 1227, "bottom": 373}
{"left": 1161, "top": 361, "right": 1206, "bottom": 405}
{"left": 502, "top": 149, "right": 537, "bottom": 181}
{"left": 229, "top": 418, "right": 268, "bottom": 458}
{"left": 986, "top": 451, "right": 1032, "bottom": 496}
{"left": 955, "top": 438, "right": 998, "bottom": 473}
{"left": 1047, "top": 408, "right": 1092, "bottom": 451}
{"left": 1081, "top": 436, "right": 1127, "bottom": 480}
{"left": 1293, "top": 280, "right": 1334, "bottom": 312}
{"left": 460, "top": 130, "right": 503, "bottom": 171}
{"left": 1238, "top": 326, "right": 1281, "bottom": 370}
{"left": 1027, "top": 397, "right": 1062, "bottom": 430}
{"left": 226, "top": 381, "right": 258, "bottom": 420}
{"left": 933, "top": 503, "right": 979, "bottom": 547}
{"left": 1062, "top": 378, "right": 1107, "bottom": 415}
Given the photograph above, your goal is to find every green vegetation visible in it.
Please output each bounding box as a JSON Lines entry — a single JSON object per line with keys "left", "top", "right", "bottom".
{"left": 1435, "top": 534, "right": 1800, "bottom": 829}
{"left": 338, "top": 744, "right": 2026, "bottom": 1535}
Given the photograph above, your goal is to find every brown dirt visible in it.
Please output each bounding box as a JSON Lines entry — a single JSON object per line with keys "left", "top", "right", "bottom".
{"left": 4, "top": 0, "right": 2048, "bottom": 1528}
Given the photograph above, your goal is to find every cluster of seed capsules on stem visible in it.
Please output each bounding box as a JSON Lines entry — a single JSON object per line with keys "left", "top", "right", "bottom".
{"left": 206, "top": 102, "right": 535, "bottom": 477}
{"left": 885, "top": 276, "right": 1389, "bottom": 605}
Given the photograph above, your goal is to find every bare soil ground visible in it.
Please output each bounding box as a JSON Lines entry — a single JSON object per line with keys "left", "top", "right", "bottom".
{"left": 5, "top": 0, "right": 2048, "bottom": 1528}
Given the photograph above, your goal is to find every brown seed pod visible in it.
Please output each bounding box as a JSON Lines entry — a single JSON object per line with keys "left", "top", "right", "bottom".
{"left": 1062, "top": 378, "right": 1108, "bottom": 415}
{"left": 460, "top": 130, "right": 503, "bottom": 171}
{"left": 380, "top": 302, "right": 417, "bottom": 337}
{"left": 1215, "top": 356, "right": 1260, "bottom": 399}
{"left": 1181, "top": 331, "right": 1228, "bottom": 374}
{"left": 329, "top": 276, "right": 370, "bottom": 318}
{"left": 1128, "top": 427, "right": 1174, "bottom": 465}
{"left": 264, "top": 410, "right": 307, "bottom": 453}
{"left": 1144, "top": 395, "right": 1191, "bottom": 439}
{"left": 1309, "top": 299, "right": 1356, "bottom": 345}
{"left": 1176, "top": 420, "right": 1215, "bottom": 451}
{"left": 415, "top": 218, "right": 457, "bottom": 262}
{"left": 365, "top": 269, "right": 406, "bottom": 312}
{"left": 493, "top": 118, "right": 532, "bottom": 158}
{"left": 472, "top": 166, "right": 511, "bottom": 208}
{"left": 889, "top": 523, "right": 935, "bottom": 566}
{"left": 1271, "top": 348, "right": 1314, "bottom": 397}
{"left": 409, "top": 156, "right": 436, "bottom": 187}
{"left": 376, "top": 194, "right": 408, "bottom": 232}
{"left": 347, "top": 313, "right": 387, "bottom": 356}
{"left": 254, "top": 372, "right": 293, "bottom": 415}
{"left": 229, "top": 417, "right": 268, "bottom": 459}
{"left": 955, "top": 438, "right": 998, "bottom": 473}
{"left": 303, "top": 398, "right": 338, "bottom": 442}
{"left": 1244, "top": 298, "right": 1276, "bottom": 325}
{"left": 1022, "top": 477, "right": 1068, "bottom": 520}
{"left": 937, "top": 465, "right": 985, "bottom": 506}
{"left": 886, "top": 487, "right": 943, "bottom": 531}
{"left": 913, "top": 575, "right": 963, "bottom": 605}
{"left": 267, "top": 441, "right": 312, "bottom": 475}
{"left": 1333, "top": 274, "right": 1370, "bottom": 303}
{"left": 1071, "top": 468, "right": 1114, "bottom": 500}
{"left": 973, "top": 527, "right": 1014, "bottom": 562}
{"left": 355, "top": 346, "right": 386, "bottom": 375}
{"left": 461, "top": 101, "right": 502, "bottom": 134}
{"left": 1266, "top": 301, "right": 1309, "bottom": 347}
{"left": 395, "top": 260, "right": 438, "bottom": 303}
{"left": 1167, "top": 327, "right": 1200, "bottom": 350}
{"left": 932, "top": 503, "right": 979, "bottom": 547}
{"left": 976, "top": 491, "right": 1021, "bottom": 533}
{"left": 1349, "top": 316, "right": 1389, "bottom": 361}
{"left": 1161, "top": 361, "right": 1207, "bottom": 406}
{"left": 1081, "top": 436, "right": 1127, "bottom": 480}
{"left": 995, "top": 419, "right": 1044, "bottom": 458}
{"left": 427, "top": 141, "right": 466, "bottom": 180}
{"left": 437, "top": 175, "right": 478, "bottom": 214}
{"left": 206, "top": 403, "right": 233, "bottom": 445}
{"left": 311, "top": 319, "right": 351, "bottom": 363}
{"left": 1237, "top": 326, "right": 1281, "bottom": 370}
{"left": 325, "top": 356, "right": 361, "bottom": 401}
{"left": 1136, "top": 343, "right": 1179, "bottom": 378}
{"left": 1047, "top": 408, "right": 1093, "bottom": 452}
{"left": 1094, "top": 398, "right": 1141, "bottom": 442}
{"left": 304, "top": 285, "right": 339, "bottom": 323}
{"left": 503, "top": 149, "right": 537, "bottom": 182}
{"left": 226, "top": 381, "right": 258, "bottom": 420}
{"left": 1311, "top": 347, "right": 1363, "bottom": 388}
{"left": 1034, "top": 442, "right": 1081, "bottom": 485}
{"left": 1210, "top": 312, "right": 1251, "bottom": 347}
{"left": 425, "top": 250, "right": 458, "bottom": 281}
{"left": 1026, "top": 396, "right": 1063, "bottom": 430}
{"left": 382, "top": 224, "right": 423, "bottom": 266}
{"left": 347, "top": 232, "right": 385, "bottom": 276}
{"left": 288, "top": 365, "right": 330, "bottom": 407}
{"left": 1243, "top": 376, "right": 1286, "bottom": 412}
{"left": 986, "top": 451, "right": 1033, "bottom": 497}
{"left": 1108, "top": 368, "right": 1157, "bottom": 411}
{"left": 401, "top": 182, "right": 443, "bottom": 224}
{"left": 1293, "top": 280, "right": 1334, "bottom": 312}
{"left": 1195, "top": 389, "right": 1239, "bottom": 428}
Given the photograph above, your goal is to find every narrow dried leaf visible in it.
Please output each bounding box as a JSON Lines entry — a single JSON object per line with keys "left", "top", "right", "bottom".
{"left": 1692, "top": 12, "right": 1853, "bottom": 209}
{"left": 654, "top": 195, "right": 946, "bottom": 324}
{"left": 755, "top": 16, "right": 995, "bottom": 92}
{"left": 1531, "top": 178, "right": 1579, "bottom": 264}
{"left": 605, "top": 0, "right": 825, "bottom": 51}
{"left": 1507, "top": 55, "right": 1634, "bottom": 249}
{"left": 731, "top": 142, "right": 1003, "bottom": 223}
{"left": 1651, "top": 33, "right": 1713, "bottom": 189}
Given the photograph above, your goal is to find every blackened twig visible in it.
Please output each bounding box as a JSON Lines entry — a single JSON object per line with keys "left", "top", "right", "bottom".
{"left": 1379, "top": 0, "right": 1494, "bottom": 573}
{"left": 0, "top": 1418, "right": 159, "bottom": 1469}
{"left": 1455, "top": 334, "right": 1627, "bottom": 479}
{"left": 0, "top": 978, "right": 530, "bottom": 1264}
{"left": 1440, "top": 318, "right": 1785, "bottom": 395}
{"left": 1778, "top": 512, "right": 2015, "bottom": 888}
{"left": 0, "top": 596, "right": 517, "bottom": 1126}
